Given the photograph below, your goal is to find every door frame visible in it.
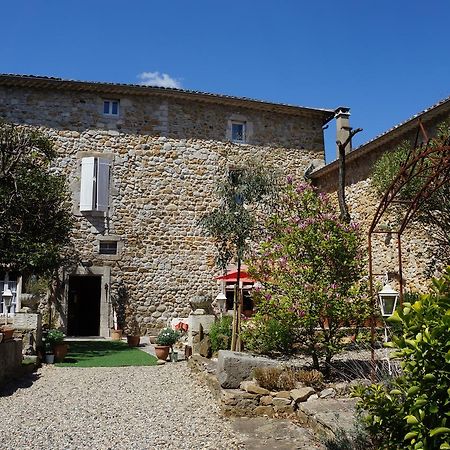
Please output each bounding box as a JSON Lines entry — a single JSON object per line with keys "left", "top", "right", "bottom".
{"left": 64, "top": 265, "right": 111, "bottom": 337}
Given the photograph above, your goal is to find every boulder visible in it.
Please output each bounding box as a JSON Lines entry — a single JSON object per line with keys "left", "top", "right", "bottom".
{"left": 199, "top": 336, "right": 212, "bottom": 358}
{"left": 290, "top": 387, "right": 316, "bottom": 403}
{"left": 239, "top": 380, "right": 270, "bottom": 396}
{"left": 319, "top": 388, "right": 336, "bottom": 399}
{"left": 274, "top": 390, "right": 291, "bottom": 399}
{"left": 260, "top": 395, "right": 273, "bottom": 406}
{"left": 272, "top": 397, "right": 292, "bottom": 407}
{"left": 253, "top": 405, "right": 274, "bottom": 417}
{"left": 217, "top": 351, "right": 280, "bottom": 389}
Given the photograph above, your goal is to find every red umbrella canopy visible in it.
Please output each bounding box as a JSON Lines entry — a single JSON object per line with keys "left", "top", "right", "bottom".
{"left": 216, "top": 270, "right": 255, "bottom": 283}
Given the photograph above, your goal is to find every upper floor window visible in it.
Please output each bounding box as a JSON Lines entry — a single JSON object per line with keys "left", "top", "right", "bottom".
{"left": 231, "top": 122, "right": 246, "bottom": 143}
{"left": 79, "top": 157, "right": 111, "bottom": 212}
{"left": 103, "top": 99, "right": 119, "bottom": 116}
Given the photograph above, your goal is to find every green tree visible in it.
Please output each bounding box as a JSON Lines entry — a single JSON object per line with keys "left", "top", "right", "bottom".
{"left": 248, "top": 180, "right": 369, "bottom": 369}
{"left": 354, "top": 267, "right": 450, "bottom": 450}
{"left": 0, "top": 121, "right": 73, "bottom": 275}
{"left": 371, "top": 122, "right": 450, "bottom": 270}
{"left": 200, "top": 160, "right": 279, "bottom": 351}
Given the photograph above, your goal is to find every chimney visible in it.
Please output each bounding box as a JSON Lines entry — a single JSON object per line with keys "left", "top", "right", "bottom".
{"left": 335, "top": 107, "right": 352, "bottom": 159}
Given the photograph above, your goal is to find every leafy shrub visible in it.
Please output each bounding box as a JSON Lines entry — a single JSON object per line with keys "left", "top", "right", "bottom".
{"left": 354, "top": 267, "right": 450, "bottom": 449}
{"left": 155, "top": 328, "right": 180, "bottom": 346}
{"left": 248, "top": 180, "right": 368, "bottom": 369}
{"left": 209, "top": 315, "right": 232, "bottom": 353}
{"left": 46, "top": 329, "right": 65, "bottom": 347}
{"left": 241, "top": 315, "right": 297, "bottom": 355}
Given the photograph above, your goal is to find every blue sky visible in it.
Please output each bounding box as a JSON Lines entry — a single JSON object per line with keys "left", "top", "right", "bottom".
{"left": 1, "top": 0, "right": 449, "bottom": 162}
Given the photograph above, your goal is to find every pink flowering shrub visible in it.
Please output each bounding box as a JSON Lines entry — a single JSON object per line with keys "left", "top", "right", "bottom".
{"left": 246, "top": 180, "right": 370, "bottom": 369}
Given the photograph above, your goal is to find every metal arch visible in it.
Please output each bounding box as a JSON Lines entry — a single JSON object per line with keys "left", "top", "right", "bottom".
{"left": 368, "top": 121, "right": 450, "bottom": 378}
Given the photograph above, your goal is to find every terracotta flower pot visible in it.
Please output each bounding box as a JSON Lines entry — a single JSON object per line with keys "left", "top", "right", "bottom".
{"left": 154, "top": 345, "right": 170, "bottom": 361}
{"left": 53, "top": 343, "right": 68, "bottom": 362}
{"left": 127, "top": 335, "right": 140, "bottom": 347}
{"left": 0, "top": 326, "right": 15, "bottom": 341}
{"left": 111, "top": 329, "right": 123, "bottom": 341}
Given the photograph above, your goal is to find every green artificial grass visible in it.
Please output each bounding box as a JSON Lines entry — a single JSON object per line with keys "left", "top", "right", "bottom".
{"left": 55, "top": 340, "right": 158, "bottom": 368}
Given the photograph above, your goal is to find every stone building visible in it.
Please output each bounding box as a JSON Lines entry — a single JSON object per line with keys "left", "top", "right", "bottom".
{"left": 310, "top": 96, "right": 450, "bottom": 291}
{"left": 0, "top": 74, "right": 334, "bottom": 336}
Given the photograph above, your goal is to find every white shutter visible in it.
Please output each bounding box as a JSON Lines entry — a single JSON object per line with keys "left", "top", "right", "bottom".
{"left": 80, "top": 157, "right": 95, "bottom": 211}
{"left": 96, "top": 158, "right": 110, "bottom": 212}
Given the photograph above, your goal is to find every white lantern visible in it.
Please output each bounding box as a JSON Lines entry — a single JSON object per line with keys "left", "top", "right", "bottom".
{"left": 215, "top": 292, "right": 227, "bottom": 314}
{"left": 378, "top": 283, "right": 399, "bottom": 317}
{"left": 2, "top": 284, "right": 13, "bottom": 325}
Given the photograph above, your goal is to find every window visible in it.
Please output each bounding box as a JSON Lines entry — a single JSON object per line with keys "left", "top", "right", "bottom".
{"left": 103, "top": 100, "right": 119, "bottom": 116}
{"left": 99, "top": 241, "right": 118, "bottom": 255}
{"left": 231, "top": 122, "right": 246, "bottom": 143}
{"left": 80, "top": 157, "right": 111, "bottom": 212}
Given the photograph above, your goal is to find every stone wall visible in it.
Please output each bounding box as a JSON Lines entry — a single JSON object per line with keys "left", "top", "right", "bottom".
{"left": 0, "top": 339, "right": 23, "bottom": 387}
{"left": 0, "top": 83, "right": 327, "bottom": 334}
{"left": 313, "top": 107, "right": 450, "bottom": 291}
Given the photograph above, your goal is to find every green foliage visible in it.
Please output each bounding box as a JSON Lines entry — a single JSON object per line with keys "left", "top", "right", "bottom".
{"left": 241, "top": 314, "right": 298, "bottom": 356}
{"left": 155, "top": 328, "right": 180, "bottom": 346}
{"left": 354, "top": 267, "right": 450, "bottom": 449}
{"left": 0, "top": 121, "right": 73, "bottom": 275}
{"left": 371, "top": 122, "right": 450, "bottom": 268}
{"left": 209, "top": 315, "right": 233, "bottom": 353}
{"left": 46, "top": 329, "right": 65, "bottom": 347}
{"left": 199, "top": 160, "right": 279, "bottom": 270}
{"left": 247, "top": 180, "right": 369, "bottom": 368}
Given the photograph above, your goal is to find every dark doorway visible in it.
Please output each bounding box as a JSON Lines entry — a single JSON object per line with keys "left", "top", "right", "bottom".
{"left": 68, "top": 276, "right": 101, "bottom": 336}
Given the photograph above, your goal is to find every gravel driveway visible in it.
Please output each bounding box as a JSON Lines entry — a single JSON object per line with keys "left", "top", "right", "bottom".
{"left": 0, "top": 363, "right": 243, "bottom": 450}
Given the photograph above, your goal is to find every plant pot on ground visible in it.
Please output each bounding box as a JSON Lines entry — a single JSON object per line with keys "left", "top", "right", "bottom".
{"left": 124, "top": 304, "right": 140, "bottom": 347}
{"left": 155, "top": 328, "right": 180, "bottom": 361}
{"left": 46, "top": 329, "right": 67, "bottom": 362}
{"left": 0, "top": 325, "right": 15, "bottom": 341}
{"left": 111, "top": 329, "right": 123, "bottom": 341}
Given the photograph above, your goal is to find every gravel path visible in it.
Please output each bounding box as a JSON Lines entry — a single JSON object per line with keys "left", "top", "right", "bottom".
{"left": 0, "top": 363, "right": 244, "bottom": 450}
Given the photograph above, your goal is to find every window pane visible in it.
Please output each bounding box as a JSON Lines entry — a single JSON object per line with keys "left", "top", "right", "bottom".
{"left": 232, "top": 123, "right": 244, "bottom": 142}
{"left": 111, "top": 101, "right": 119, "bottom": 115}
{"left": 99, "top": 241, "right": 118, "bottom": 255}
{"left": 103, "top": 101, "right": 110, "bottom": 114}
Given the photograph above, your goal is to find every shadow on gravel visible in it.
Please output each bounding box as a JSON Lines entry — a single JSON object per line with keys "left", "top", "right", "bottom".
{"left": 0, "top": 372, "right": 41, "bottom": 397}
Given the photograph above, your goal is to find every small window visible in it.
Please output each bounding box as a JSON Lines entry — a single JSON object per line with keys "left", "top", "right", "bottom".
{"left": 231, "top": 122, "right": 246, "bottom": 143}
{"left": 103, "top": 100, "right": 120, "bottom": 116}
{"left": 99, "top": 241, "right": 118, "bottom": 255}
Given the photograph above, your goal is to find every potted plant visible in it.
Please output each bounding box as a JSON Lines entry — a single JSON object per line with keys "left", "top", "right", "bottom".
{"left": 125, "top": 303, "right": 140, "bottom": 347}
{"left": 155, "top": 328, "right": 180, "bottom": 361}
{"left": 111, "top": 282, "right": 127, "bottom": 340}
{"left": 44, "top": 342, "right": 54, "bottom": 364}
{"left": 46, "top": 329, "right": 67, "bottom": 362}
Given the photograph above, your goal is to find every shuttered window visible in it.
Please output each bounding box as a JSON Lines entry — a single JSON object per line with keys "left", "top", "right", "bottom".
{"left": 79, "top": 157, "right": 111, "bottom": 212}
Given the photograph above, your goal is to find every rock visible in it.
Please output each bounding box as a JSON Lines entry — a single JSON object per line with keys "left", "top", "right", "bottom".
{"left": 319, "top": 388, "right": 336, "bottom": 399}
{"left": 260, "top": 396, "right": 273, "bottom": 406}
{"left": 274, "top": 390, "right": 291, "bottom": 399}
{"left": 221, "top": 389, "right": 258, "bottom": 406}
{"left": 290, "top": 387, "right": 316, "bottom": 403}
{"left": 239, "top": 381, "right": 270, "bottom": 396}
{"left": 217, "top": 351, "right": 280, "bottom": 389}
{"left": 332, "top": 382, "right": 349, "bottom": 396}
{"left": 272, "top": 397, "right": 292, "bottom": 407}
{"left": 156, "top": 359, "right": 166, "bottom": 365}
{"left": 253, "top": 405, "right": 274, "bottom": 417}
{"left": 199, "top": 336, "right": 212, "bottom": 358}
{"left": 274, "top": 404, "right": 295, "bottom": 414}
{"left": 307, "top": 394, "right": 319, "bottom": 402}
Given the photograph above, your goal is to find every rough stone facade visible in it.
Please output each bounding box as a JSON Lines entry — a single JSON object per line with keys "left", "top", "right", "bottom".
{"left": 0, "top": 75, "right": 333, "bottom": 336}
{"left": 312, "top": 97, "right": 450, "bottom": 291}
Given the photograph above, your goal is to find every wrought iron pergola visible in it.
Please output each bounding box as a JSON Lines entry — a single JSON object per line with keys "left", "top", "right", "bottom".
{"left": 368, "top": 120, "right": 450, "bottom": 370}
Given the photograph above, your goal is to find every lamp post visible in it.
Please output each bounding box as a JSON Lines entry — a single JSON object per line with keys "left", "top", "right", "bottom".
{"left": 215, "top": 292, "right": 227, "bottom": 318}
{"left": 2, "top": 284, "right": 13, "bottom": 326}
{"left": 377, "top": 281, "right": 399, "bottom": 376}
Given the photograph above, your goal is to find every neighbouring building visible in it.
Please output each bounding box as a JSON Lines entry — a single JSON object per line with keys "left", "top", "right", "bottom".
{"left": 310, "top": 95, "right": 450, "bottom": 291}
{"left": 0, "top": 74, "right": 334, "bottom": 336}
